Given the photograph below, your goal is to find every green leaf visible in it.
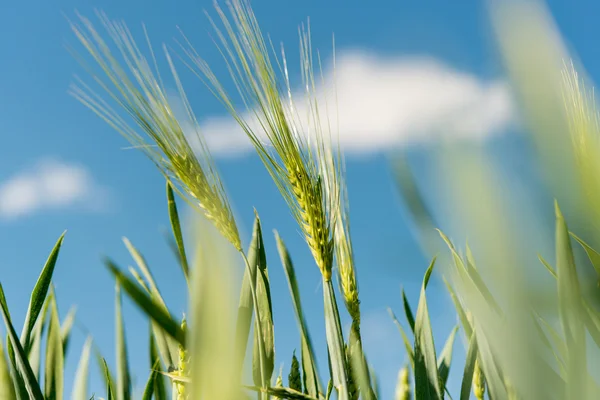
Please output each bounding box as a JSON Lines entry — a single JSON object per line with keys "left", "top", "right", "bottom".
{"left": 276, "top": 232, "right": 322, "bottom": 397}
{"left": 0, "top": 283, "right": 44, "bottom": 400}
{"left": 167, "top": 181, "right": 190, "bottom": 283}
{"left": 538, "top": 254, "right": 557, "bottom": 278}
{"left": 105, "top": 259, "right": 186, "bottom": 346}
{"left": 251, "top": 215, "right": 275, "bottom": 387}
{"left": 325, "top": 379, "right": 333, "bottom": 400}
{"left": 413, "top": 258, "right": 441, "bottom": 400}
{"left": 45, "top": 292, "right": 64, "bottom": 400}
{"left": 582, "top": 300, "right": 600, "bottom": 350}
{"left": 244, "top": 385, "right": 319, "bottom": 400}
{"left": 323, "top": 278, "right": 349, "bottom": 400}
{"left": 233, "top": 220, "right": 260, "bottom": 382}
{"left": 570, "top": 232, "right": 600, "bottom": 278}
{"left": 141, "top": 358, "right": 161, "bottom": 400}
{"left": 387, "top": 307, "right": 414, "bottom": 368}
{"left": 347, "top": 329, "right": 375, "bottom": 400}
{"left": 442, "top": 278, "right": 472, "bottom": 339}
{"left": 438, "top": 231, "right": 502, "bottom": 315}
{"left": 536, "top": 314, "right": 567, "bottom": 366}
{"left": 60, "top": 306, "right": 77, "bottom": 357}
{"left": 122, "top": 238, "right": 177, "bottom": 367}
{"left": 97, "top": 355, "right": 115, "bottom": 400}
{"left": 473, "top": 331, "right": 505, "bottom": 399}
{"left": 28, "top": 301, "right": 48, "bottom": 380}
{"left": 437, "top": 325, "right": 458, "bottom": 391}
{"left": 555, "top": 202, "right": 586, "bottom": 398}
{"left": 401, "top": 288, "right": 415, "bottom": 333}
{"left": 460, "top": 333, "right": 478, "bottom": 400}
{"left": 150, "top": 329, "right": 167, "bottom": 399}
{"left": 72, "top": 337, "right": 93, "bottom": 400}
{"left": 0, "top": 341, "right": 16, "bottom": 400}
{"left": 21, "top": 231, "right": 66, "bottom": 354}
{"left": 115, "top": 281, "right": 131, "bottom": 400}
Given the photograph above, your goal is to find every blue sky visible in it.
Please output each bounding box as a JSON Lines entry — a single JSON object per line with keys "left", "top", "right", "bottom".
{"left": 0, "top": 0, "right": 598, "bottom": 398}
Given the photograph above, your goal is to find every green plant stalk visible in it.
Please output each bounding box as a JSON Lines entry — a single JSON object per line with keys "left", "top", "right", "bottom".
{"left": 323, "top": 278, "right": 349, "bottom": 400}
{"left": 240, "top": 251, "right": 268, "bottom": 400}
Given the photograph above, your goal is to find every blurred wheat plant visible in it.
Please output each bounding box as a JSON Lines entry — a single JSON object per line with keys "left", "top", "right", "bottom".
{"left": 68, "top": 11, "right": 276, "bottom": 398}
{"left": 178, "top": 0, "right": 359, "bottom": 398}
{"left": 0, "top": 233, "right": 97, "bottom": 400}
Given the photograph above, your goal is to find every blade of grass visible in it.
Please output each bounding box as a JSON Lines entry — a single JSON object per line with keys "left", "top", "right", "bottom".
{"left": 122, "top": 238, "right": 177, "bottom": 366}
{"left": 72, "top": 337, "right": 93, "bottom": 400}
{"left": 233, "top": 217, "right": 260, "bottom": 382}
{"left": 28, "top": 304, "right": 47, "bottom": 380}
{"left": 0, "top": 341, "right": 16, "bottom": 400}
{"left": 61, "top": 306, "right": 77, "bottom": 357}
{"left": 401, "top": 288, "right": 415, "bottom": 333}
{"left": 106, "top": 259, "right": 186, "bottom": 345}
{"left": 275, "top": 231, "right": 322, "bottom": 396}
{"left": 387, "top": 307, "right": 414, "bottom": 368}
{"left": 437, "top": 325, "right": 458, "bottom": 391}
{"left": 413, "top": 258, "right": 441, "bottom": 400}
{"left": 141, "top": 359, "right": 161, "bottom": 400}
{"left": 555, "top": 202, "right": 586, "bottom": 399}
{"left": 570, "top": 232, "right": 600, "bottom": 278}
{"left": 167, "top": 181, "right": 190, "bottom": 284}
{"left": 45, "top": 291, "right": 64, "bottom": 400}
{"left": 21, "top": 231, "right": 66, "bottom": 354}
{"left": 323, "top": 278, "right": 349, "bottom": 400}
{"left": 244, "top": 385, "right": 319, "bottom": 400}
{"left": 538, "top": 254, "right": 557, "bottom": 278}
{"left": 115, "top": 281, "right": 131, "bottom": 400}
{"left": 251, "top": 214, "right": 275, "bottom": 387}
{"left": 460, "top": 333, "right": 478, "bottom": 400}
{"left": 129, "top": 267, "right": 173, "bottom": 370}
{"left": 150, "top": 329, "right": 167, "bottom": 399}
{"left": 97, "top": 354, "right": 115, "bottom": 400}
{"left": 442, "top": 278, "right": 472, "bottom": 339}
{"left": 0, "top": 283, "right": 44, "bottom": 400}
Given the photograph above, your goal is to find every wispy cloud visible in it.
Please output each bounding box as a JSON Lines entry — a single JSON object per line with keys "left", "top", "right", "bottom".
{"left": 0, "top": 159, "right": 109, "bottom": 219}
{"left": 186, "top": 51, "right": 516, "bottom": 157}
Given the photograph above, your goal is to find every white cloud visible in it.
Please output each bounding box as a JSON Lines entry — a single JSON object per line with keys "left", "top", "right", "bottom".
{"left": 0, "top": 159, "right": 109, "bottom": 219}
{"left": 191, "top": 51, "right": 516, "bottom": 157}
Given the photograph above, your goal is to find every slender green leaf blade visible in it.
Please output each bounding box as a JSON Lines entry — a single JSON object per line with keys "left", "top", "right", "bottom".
{"left": 106, "top": 259, "right": 185, "bottom": 346}
{"left": 437, "top": 325, "right": 458, "bottom": 390}
{"left": 115, "top": 281, "right": 131, "bottom": 400}
{"left": 122, "top": 239, "right": 176, "bottom": 366}
{"left": 413, "top": 258, "right": 441, "bottom": 400}
{"left": 150, "top": 329, "right": 167, "bottom": 399}
{"left": 72, "top": 337, "right": 93, "bottom": 400}
{"left": 97, "top": 355, "right": 115, "bottom": 400}
{"left": 244, "top": 385, "right": 319, "bottom": 400}
{"left": 460, "top": 333, "right": 478, "bottom": 400}
{"left": 571, "top": 232, "right": 600, "bottom": 278}
{"left": 233, "top": 220, "right": 259, "bottom": 382}
{"left": 251, "top": 215, "right": 275, "bottom": 387}
{"left": 538, "top": 254, "right": 557, "bottom": 278}
{"left": 276, "top": 231, "right": 322, "bottom": 396}
{"left": 45, "top": 292, "right": 64, "bottom": 400}
{"left": 21, "top": 231, "right": 66, "bottom": 353}
{"left": 0, "top": 283, "right": 44, "bottom": 400}
{"left": 167, "top": 181, "right": 189, "bottom": 283}
{"left": 323, "top": 279, "right": 349, "bottom": 400}
{"left": 555, "top": 203, "right": 586, "bottom": 399}
{"left": 141, "top": 359, "right": 161, "bottom": 400}
{"left": 387, "top": 308, "right": 414, "bottom": 368}
{"left": 401, "top": 288, "right": 415, "bottom": 333}
{"left": 442, "top": 278, "right": 472, "bottom": 339}
{"left": 0, "top": 340, "right": 16, "bottom": 400}
{"left": 61, "top": 306, "right": 77, "bottom": 357}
